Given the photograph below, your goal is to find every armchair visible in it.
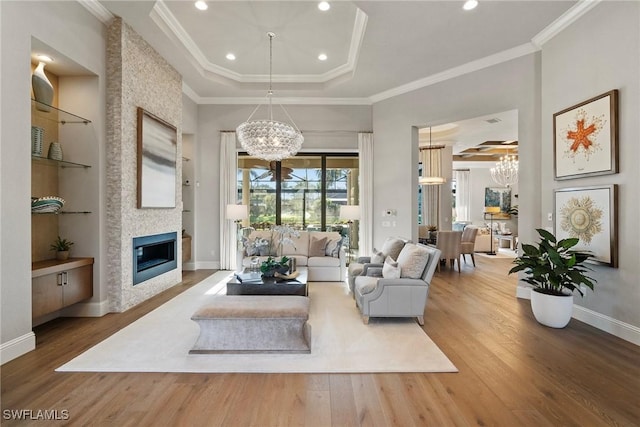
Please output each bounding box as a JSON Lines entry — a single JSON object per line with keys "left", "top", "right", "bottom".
{"left": 347, "top": 236, "right": 409, "bottom": 294}
{"left": 354, "top": 243, "right": 441, "bottom": 325}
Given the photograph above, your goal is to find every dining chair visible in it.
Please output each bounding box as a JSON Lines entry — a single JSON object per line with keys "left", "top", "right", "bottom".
{"left": 435, "top": 230, "right": 463, "bottom": 273}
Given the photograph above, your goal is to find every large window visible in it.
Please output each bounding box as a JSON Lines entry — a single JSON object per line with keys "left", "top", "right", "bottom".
{"left": 237, "top": 154, "right": 359, "bottom": 235}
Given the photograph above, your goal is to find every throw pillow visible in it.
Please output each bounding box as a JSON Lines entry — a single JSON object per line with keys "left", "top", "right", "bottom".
{"left": 382, "top": 256, "right": 401, "bottom": 279}
{"left": 380, "top": 237, "right": 406, "bottom": 261}
{"left": 325, "top": 236, "right": 344, "bottom": 258}
{"left": 371, "top": 248, "right": 385, "bottom": 264}
{"left": 396, "top": 243, "right": 430, "bottom": 279}
{"left": 309, "top": 236, "right": 328, "bottom": 257}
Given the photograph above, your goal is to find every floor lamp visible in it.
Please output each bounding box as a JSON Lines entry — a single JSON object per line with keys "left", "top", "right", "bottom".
{"left": 340, "top": 205, "right": 360, "bottom": 264}
{"left": 484, "top": 206, "right": 501, "bottom": 256}
{"left": 226, "top": 204, "right": 248, "bottom": 271}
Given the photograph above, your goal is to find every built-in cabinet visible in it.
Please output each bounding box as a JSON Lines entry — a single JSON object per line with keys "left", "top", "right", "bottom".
{"left": 31, "top": 97, "right": 95, "bottom": 320}
{"left": 31, "top": 258, "right": 93, "bottom": 320}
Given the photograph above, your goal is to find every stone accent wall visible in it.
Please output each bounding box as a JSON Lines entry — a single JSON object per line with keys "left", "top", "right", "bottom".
{"left": 106, "top": 18, "right": 182, "bottom": 312}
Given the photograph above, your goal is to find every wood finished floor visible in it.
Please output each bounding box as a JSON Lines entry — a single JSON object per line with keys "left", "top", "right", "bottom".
{"left": 2, "top": 257, "right": 639, "bottom": 426}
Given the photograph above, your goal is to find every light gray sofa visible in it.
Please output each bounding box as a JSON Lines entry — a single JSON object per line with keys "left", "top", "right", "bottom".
{"left": 354, "top": 243, "right": 441, "bottom": 325}
{"left": 241, "top": 230, "right": 345, "bottom": 282}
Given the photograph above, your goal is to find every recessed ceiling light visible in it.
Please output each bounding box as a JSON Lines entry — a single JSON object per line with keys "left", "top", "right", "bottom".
{"left": 318, "top": 53, "right": 327, "bottom": 61}
{"left": 463, "top": 0, "right": 478, "bottom": 11}
{"left": 195, "top": 1, "right": 208, "bottom": 11}
{"left": 226, "top": 53, "right": 236, "bottom": 61}
{"left": 36, "top": 54, "right": 53, "bottom": 62}
{"left": 318, "top": 1, "right": 330, "bottom": 12}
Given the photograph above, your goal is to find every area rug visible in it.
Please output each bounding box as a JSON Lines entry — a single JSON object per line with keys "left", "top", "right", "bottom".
{"left": 57, "top": 271, "right": 457, "bottom": 374}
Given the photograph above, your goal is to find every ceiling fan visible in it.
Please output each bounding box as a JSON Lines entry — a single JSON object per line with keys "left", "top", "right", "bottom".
{"left": 251, "top": 161, "right": 302, "bottom": 181}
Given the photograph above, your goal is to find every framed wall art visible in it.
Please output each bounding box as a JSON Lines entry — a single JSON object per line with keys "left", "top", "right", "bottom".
{"left": 137, "top": 107, "right": 177, "bottom": 209}
{"left": 553, "top": 89, "right": 618, "bottom": 180}
{"left": 554, "top": 185, "right": 617, "bottom": 267}
{"left": 484, "top": 187, "right": 511, "bottom": 220}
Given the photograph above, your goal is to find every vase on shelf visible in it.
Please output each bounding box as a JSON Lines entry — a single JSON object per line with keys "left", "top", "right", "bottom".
{"left": 32, "top": 61, "right": 54, "bottom": 112}
{"left": 47, "top": 142, "right": 63, "bottom": 161}
{"left": 31, "top": 126, "right": 44, "bottom": 156}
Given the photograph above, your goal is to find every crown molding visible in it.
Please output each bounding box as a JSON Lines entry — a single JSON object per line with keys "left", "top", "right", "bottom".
{"left": 369, "top": 42, "right": 538, "bottom": 104}
{"left": 76, "top": 0, "right": 114, "bottom": 25}
{"left": 532, "top": 0, "right": 602, "bottom": 48}
{"left": 151, "top": 0, "right": 367, "bottom": 84}
{"left": 197, "top": 96, "right": 372, "bottom": 106}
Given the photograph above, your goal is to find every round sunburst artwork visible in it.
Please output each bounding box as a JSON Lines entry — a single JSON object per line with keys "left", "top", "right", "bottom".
{"left": 559, "top": 196, "right": 603, "bottom": 244}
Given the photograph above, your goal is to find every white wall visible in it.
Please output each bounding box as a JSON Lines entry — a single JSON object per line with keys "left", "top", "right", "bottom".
{"left": 193, "top": 104, "right": 372, "bottom": 268}
{"left": 1, "top": 1, "right": 107, "bottom": 363}
{"left": 541, "top": 2, "right": 640, "bottom": 332}
{"left": 372, "top": 54, "right": 541, "bottom": 253}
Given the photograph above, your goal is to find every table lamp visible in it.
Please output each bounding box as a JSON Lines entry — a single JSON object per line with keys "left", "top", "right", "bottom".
{"left": 340, "top": 205, "right": 360, "bottom": 264}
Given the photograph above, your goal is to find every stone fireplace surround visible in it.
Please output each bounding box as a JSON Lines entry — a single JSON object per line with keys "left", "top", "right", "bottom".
{"left": 106, "top": 18, "right": 182, "bottom": 312}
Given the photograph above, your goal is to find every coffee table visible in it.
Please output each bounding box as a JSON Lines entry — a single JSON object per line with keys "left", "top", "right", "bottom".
{"left": 226, "top": 268, "right": 308, "bottom": 296}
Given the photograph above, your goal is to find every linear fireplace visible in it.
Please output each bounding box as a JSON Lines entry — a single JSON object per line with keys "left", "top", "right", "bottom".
{"left": 133, "top": 232, "right": 177, "bottom": 285}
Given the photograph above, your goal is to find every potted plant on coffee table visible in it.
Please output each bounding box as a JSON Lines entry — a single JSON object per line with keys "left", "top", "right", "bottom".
{"left": 508, "top": 228, "right": 596, "bottom": 328}
{"left": 50, "top": 235, "right": 74, "bottom": 261}
{"left": 260, "top": 256, "right": 291, "bottom": 278}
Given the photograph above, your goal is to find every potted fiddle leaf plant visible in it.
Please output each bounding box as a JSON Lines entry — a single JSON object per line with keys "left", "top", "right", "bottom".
{"left": 50, "top": 236, "right": 74, "bottom": 261}
{"left": 508, "top": 228, "right": 596, "bottom": 328}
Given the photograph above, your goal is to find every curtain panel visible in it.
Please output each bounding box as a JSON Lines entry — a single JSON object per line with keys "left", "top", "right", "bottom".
{"left": 220, "top": 132, "right": 238, "bottom": 270}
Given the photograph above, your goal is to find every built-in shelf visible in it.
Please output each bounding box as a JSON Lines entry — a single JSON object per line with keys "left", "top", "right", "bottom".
{"left": 31, "top": 155, "right": 91, "bottom": 169}
{"left": 31, "top": 99, "right": 92, "bottom": 125}
{"left": 32, "top": 211, "right": 92, "bottom": 215}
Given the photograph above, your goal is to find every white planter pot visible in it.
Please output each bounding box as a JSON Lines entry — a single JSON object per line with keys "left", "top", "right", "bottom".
{"left": 530, "top": 290, "right": 573, "bottom": 328}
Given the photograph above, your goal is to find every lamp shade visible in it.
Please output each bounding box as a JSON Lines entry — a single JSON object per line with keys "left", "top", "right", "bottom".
{"left": 340, "top": 205, "right": 360, "bottom": 221}
{"left": 226, "top": 204, "right": 248, "bottom": 221}
{"left": 484, "top": 206, "right": 501, "bottom": 214}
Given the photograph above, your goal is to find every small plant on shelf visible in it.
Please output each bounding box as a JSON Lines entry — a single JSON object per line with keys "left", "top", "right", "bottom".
{"left": 50, "top": 236, "right": 74, "bottom": 260}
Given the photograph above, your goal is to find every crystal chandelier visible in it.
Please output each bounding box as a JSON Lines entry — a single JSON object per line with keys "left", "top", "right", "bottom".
{"left": 490, "top": 151, "right": 518, "bottom": 187}
{"left": 236, "top": 32, "right": 303, "bottom": 162}
{"left": 419, "top": 127, "right": 446, "bottom": 185}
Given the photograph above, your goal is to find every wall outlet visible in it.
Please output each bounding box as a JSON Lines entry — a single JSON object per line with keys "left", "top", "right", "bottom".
{"left": 547, "top": 212, "right": 553, "bottom": 221}
{"left": 382, "top": 221, "right": 391, "bottom": 227}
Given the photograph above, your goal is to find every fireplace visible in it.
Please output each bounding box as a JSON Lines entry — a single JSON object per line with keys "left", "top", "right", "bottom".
{"left": 133, "top": 232, "right": 177, "bottom": 285}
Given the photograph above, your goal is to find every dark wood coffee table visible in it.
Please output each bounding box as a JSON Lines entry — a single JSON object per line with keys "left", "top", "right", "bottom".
{"left": 226, "top": 269, "right": 308, "bottom": 296}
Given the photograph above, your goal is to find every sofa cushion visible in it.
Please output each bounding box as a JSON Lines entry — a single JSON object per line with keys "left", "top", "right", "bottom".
{"left": 396, "top": 243, "right": 430, "bottom": 279}
{"left": 355, "top": 276, "right": 379, "bottom": 295}
{"left": 309, "top": 236, "right": 328, "bottom": 257}
{"left": 325, "top": 236, "right": 343, "bottom": 257}
{"left": 382, "top": 256, "right": 401, "bottom": 279}
{"left": 308, "top": 256, "right": 341, "bottom": 267}
{"left": 281, "top": 232, "right": 309, "bottom": 257}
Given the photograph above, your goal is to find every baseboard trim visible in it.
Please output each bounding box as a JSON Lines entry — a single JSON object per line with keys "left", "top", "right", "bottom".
{"left": 517, "top": 285, "right": 639, "bottom": 346}
{"left": 573, "top": 305, "right": 640, "bottom": 347}
{"left": 182, "top": 262, "right": 197, "bottom": 271}
{"left": 1, "top": 332, "right": 36, "bottom": 364}
{"left": 195, "top": 261, "right": 220, "bottom": 270}
{"left": 62, "top": 300, "right": 111, "bottom": 317}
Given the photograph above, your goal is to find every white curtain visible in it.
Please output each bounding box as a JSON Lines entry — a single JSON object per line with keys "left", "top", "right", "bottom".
{"left": 454, "top": 170, "right": 471, "bottom": 221}
{"left": 358, "top": 132, "right": 373, "bottom": 256}
{"left": 220, "top": 132, "right": 238, "bottom": 270}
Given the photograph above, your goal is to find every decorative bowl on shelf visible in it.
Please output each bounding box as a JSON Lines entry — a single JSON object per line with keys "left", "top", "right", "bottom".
{"left": 31, "top": 196, "right": 65, "bottom": 214}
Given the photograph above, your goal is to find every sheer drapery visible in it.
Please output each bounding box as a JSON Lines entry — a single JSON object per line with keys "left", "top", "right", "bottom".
{"left": 420, "top": 148, "right": 440, "bottom": 227}
{"left": 358, "top": 132, "right": 373, "bottom": 256}
{"left": 454, "top": 170, "right": 471, "bottom": 221}
{"left": 220, "top": 132, "right": 238, "bottom": 270}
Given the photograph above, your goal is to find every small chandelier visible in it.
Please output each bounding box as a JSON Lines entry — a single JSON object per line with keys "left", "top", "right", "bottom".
{"left": 419, "top": 127, "right": 446, "bottom": 185}
{"left": 236, "top": 32, "right": 303, "bottom": 162}
{"left": 490, "top": 150, "right": 518, "bottom": 187}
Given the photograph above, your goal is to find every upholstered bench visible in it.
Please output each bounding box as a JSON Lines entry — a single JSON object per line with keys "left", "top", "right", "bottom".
{"left": 189, "top": 296, "right": 311, "bottom": 354}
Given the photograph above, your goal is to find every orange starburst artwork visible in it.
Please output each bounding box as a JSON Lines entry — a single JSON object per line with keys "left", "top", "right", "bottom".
{"left": 563, "top": 108, "right": 605, "bottom": 162}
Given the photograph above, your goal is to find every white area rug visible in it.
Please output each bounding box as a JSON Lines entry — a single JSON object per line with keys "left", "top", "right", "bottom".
{"left": 57, "top": 271, "right": 457, "bottom": 374}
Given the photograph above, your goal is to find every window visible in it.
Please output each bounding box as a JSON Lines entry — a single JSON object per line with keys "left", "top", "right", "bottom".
{"left": 237, "top": 154, "right": 359, "bottom": 236}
